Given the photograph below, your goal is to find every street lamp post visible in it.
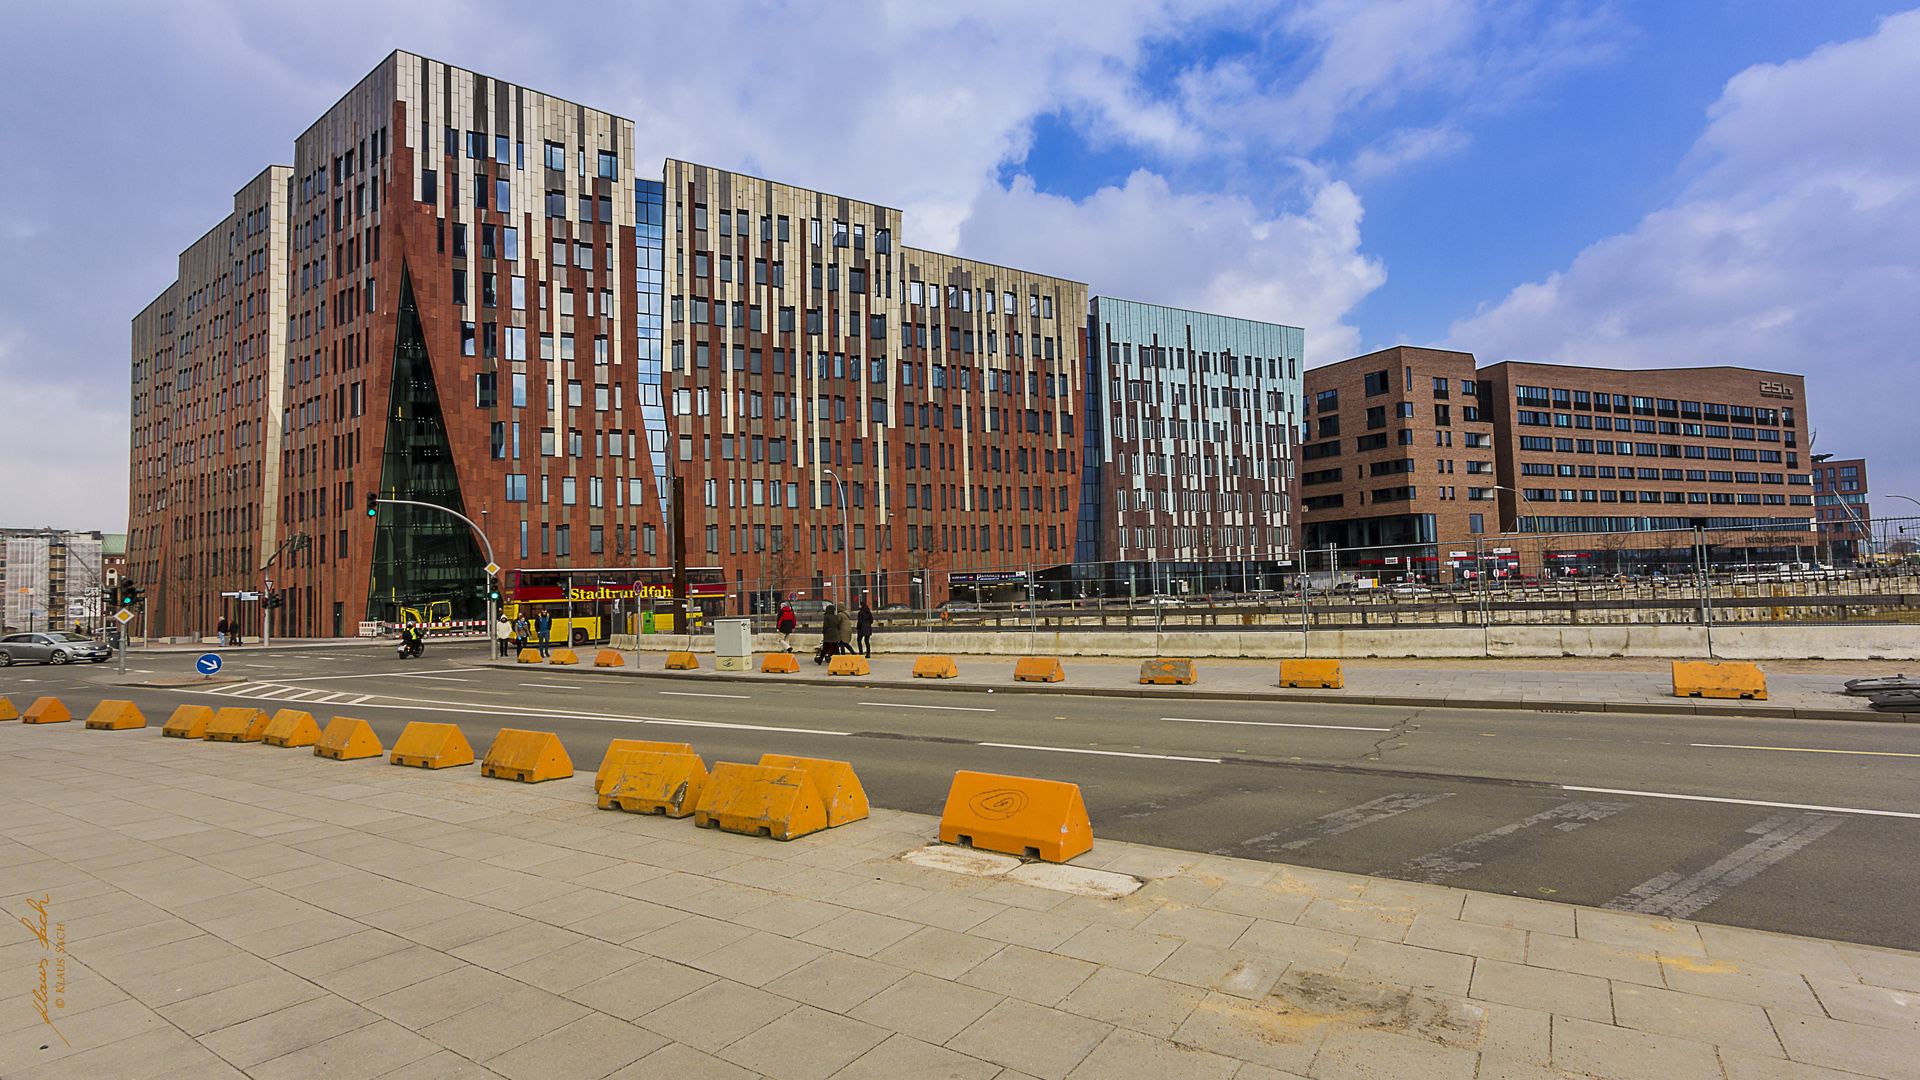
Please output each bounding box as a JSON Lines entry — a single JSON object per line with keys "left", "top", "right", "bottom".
{"left": 821, "top": 469, "right": 852, "bottom": 610}
{"left": 370, "top": 498, "right": 498, "bottom": 656}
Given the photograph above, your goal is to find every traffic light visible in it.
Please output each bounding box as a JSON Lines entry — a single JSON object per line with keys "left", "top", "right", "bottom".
{"left": 122, "top": 586, "right": 142, "bottom": 607}
{"left": 366, "top": 492, "right": 379, "bottom": 517}
{"left": 487, "top": 577, "right": 501, "bottom": 602}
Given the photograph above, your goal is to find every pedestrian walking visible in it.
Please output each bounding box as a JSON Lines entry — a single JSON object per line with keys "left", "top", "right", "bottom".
{"left": 816, "top": 603, "right": 846, "bottom": 663}
{"left": 216, "top": 617, "right": 230, "bottom": 647}
{"left": 534, "top": 610, "right": 553, "bottom": 657}
{"left": 777, "top": 602, "right": 798, "bottom": 652}
{"left": 855, "top": 599, "right": 874, "bottom": 658}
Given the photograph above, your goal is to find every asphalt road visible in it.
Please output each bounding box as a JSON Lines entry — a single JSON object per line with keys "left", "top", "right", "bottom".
{"left": 12, "top": 641, "right": 1919, "bottom": 951}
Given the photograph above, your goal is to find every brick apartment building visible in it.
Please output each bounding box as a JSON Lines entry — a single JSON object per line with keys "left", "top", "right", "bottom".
{"left": 1812, "top": 457, "right": 1871, "bottom": 560}
{"left": 135, "top": 51, "right": 1313, "bottom": 638}
{"left": 1299, "top": 352, "right": 1817, "bottom": 577}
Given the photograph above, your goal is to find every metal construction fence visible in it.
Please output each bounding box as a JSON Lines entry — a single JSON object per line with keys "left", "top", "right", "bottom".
{"left": 690, "top": 516, "right": 1920, "bottom": 633}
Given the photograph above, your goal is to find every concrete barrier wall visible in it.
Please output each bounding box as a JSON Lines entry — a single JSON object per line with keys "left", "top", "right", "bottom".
{"left": 631, "top": 623, "right": 1919, "bottom": 660}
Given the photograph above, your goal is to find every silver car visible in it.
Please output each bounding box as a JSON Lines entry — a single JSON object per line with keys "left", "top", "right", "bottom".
{"left": 0, "top": 632, "right": 113, "bottom": 666}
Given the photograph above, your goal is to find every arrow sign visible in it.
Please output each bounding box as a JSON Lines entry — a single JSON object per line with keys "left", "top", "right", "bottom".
{"left": 195, "top": 653, "right": 223, "bottom": 676}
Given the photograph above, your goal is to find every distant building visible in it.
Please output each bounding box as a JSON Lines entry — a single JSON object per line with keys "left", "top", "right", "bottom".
{"left": 1812, "top": 457, "right": 1870, "bottom": 560}
{"left": 1, "top": 529, "right": 109, "bottom": 633}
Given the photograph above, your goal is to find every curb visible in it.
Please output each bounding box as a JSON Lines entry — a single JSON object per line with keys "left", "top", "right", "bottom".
{"left": 465, "top": 659, "right": 1908, "bottom": 724}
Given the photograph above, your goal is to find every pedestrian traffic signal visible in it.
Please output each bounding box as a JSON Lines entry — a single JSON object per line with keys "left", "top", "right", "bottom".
{"left": 366, "top": 492, "right": 379, "bottom": 517}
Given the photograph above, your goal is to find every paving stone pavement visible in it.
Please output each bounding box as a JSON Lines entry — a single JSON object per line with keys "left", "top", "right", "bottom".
{"left": 492, "top": 651, "right": 1888, "bottom": 721}
{"left": 4, "top": 720, "right": 1917, "bottom": 1080}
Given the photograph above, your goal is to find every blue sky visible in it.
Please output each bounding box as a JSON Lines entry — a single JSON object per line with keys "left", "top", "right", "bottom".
{"left": 2, "top": 1, "right": 1916, "bottom": 527}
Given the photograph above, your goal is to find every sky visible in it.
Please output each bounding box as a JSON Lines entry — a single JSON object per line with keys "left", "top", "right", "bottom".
{"left": 3, "top": 0, "right": 1916, "bottom": 532}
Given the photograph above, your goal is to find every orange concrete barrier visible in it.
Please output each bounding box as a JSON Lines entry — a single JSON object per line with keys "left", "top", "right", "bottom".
{"left": 161, "top": 705, "right": 214, "bottom": 739}
{"left": 939, "top": 770, "right": 1093, "bottom": 863}
{"left": 1013, "top": 657, "right": 1065, "bottom": 683}
{"left": 0, "top": 697, "right": 18, "bottom": 721}
{"left": 549, "top": 649, "right": 580, "bottom": 666}
{"left": 694, "top": 762, "right": 828, "bottom": 840}
{"left": 1140, "top": 658, "right": 1197, "bottom": 685}
{"left": 517, "top": 648, "right": 544, "bottom": 663}
{"left": 758, "top": 754, "right": 869, "bottom": 827}
{"left": 205, "top": 707, "right": 270, "bottom": 742}
{"left": 761, "top": 653, "right": 800, "bottom": 673}
{"left": 913, "top": 656, "right": 959, "bottom": 679}
{"left": 1673, "top": 660, "right": 1768, "bottom": 700}
{"left": 390, "top": 722, "right": 475, "bottom": 768}
{"left": 827, "top": 654, "right": 870, "bottom": 677}
{"left": 599, "top": 750, "right": 708, "bottom": 816}
{"left": 594, "top": 739, "right": 697, "bottom": 791}
{"left": 22, "top": 698, "right": 71, "bottom": 725}
{"left": 480, "top": 728, "right": 574, "bottom": 782}
{"left": 314, "top": 717, "right": 383, "bottom": 760}
{"left": 85, "top": 700, "right": 146, "bottom": 730}
{"left": 594, "top": 650, "right": 625, "bottom": 667}
{"left": 1278, "top": 659, "right": 1344, "bottom": 689}
{"left": 263, "top": 709, "right": 323, "bottom": 748}
{"left": 666, "top": 651, "right": 700, "bottom": 670}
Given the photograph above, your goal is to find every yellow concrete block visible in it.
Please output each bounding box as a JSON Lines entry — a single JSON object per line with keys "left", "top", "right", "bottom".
{"left": 1140, "top": 658, "right": 1197, "bottom": 685}
{"left": 694, "top": 762, "right": 829, "bottom": 841}
{"left": 161, "top": 705, "right": 214, "bottom": 739}
{"left": 759, "top": 754, "right": 869, "bottom": 828}
{"left": 1278, "top": 658, "right": 1344, "bottom": 689}
{"left": 517, "top": 648, "right": 544, "bottom": 663}
{"left": 262, "top": 709, "right": 323, "bottom": 748}
{"left": 22, "top": 698, "right": 71, "bottom": 724}
{"left": 85, "top": 700, "right": 146, "bottom": 730}
{"left": 666, "top": 651, "right": 700, "bottom": 670}
{"left": 390, "top": 721, "right": 475, "bottom": 768}
{"left": 314, "top": 717, "right": 384, "bottom": 760}
{"left": 913, "top": 656, "right": 959, "bottom": 679}
{"left": 205, "top": 707, "right": 269, "bottom": 742}
{"left": 0, "top": 697, "right": 17, "bottom": 720}
{"left": 1013, "top": 657, "right": 1065, "bottom": 683}
{"left": 593, "top": 649, "right": 625, "bottom": 667}
{"left": 761, "top": 653, "right": 800, "bottom": 673}
{"left": 598, "top": 750, "right": 708, "bottom": 816}
{"left": 1673, "top": 660, "right": 1768, "bottom": 700}
{"left": 480, "top": 728, "right": 574, "bottom": 782}
{"left": 549, "top": 649, "right": 579, "bottom": 665}
{"left": 827, "top": 654, "right": 870, "bottom": 677}
{"left": 940, "top": 770, "right": 1093, "bottom": 863}
{"left": 594, "top": 739, "right": 697, "bottom": 791}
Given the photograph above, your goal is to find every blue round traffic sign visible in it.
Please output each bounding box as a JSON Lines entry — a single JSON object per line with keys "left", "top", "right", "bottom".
{"left": 195, "top": 653, "right": 224, "bottom": 675}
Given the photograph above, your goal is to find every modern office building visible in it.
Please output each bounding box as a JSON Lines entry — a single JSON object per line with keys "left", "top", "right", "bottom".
{"left": 1477, "top": 362, "right": 1812, "bottom": 535}
{"left": 1294, "top": 346, "right": 1486, "bottom": 557}
{"left": 1076, "top": 298, "right": 1302, "bottom": 594}
{"left": 1812, "top": 457, "right": 1871, "bottom": 560}
{"left": 1298, "top": 351, "right": 1816, "bottom": 576}
{"left": 128, "top": 51, "right": 1141, "bottom": 636}
{"left": 658, "top": 159, "right": 1089, "bottom": 612}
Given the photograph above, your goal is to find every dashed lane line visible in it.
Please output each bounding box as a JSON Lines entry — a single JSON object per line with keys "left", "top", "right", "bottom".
{"left": 1691, "top": 742, "right": 1920, "bottom": 759}
{"left": 860, "top": 702, "right": 996, "bottom": 712}
{"left": 979, "top": 742, "right": 1220, "bottom": 763}
{"left": 1163, "top": 716, "right": 1391, "bottom": 732}
{"left": 1561, "top": 785, "right": 1920, "bottom": 820}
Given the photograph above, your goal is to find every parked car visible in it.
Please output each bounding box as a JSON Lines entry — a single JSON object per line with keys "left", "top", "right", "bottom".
{"left": 0, "top": 632, "right": 113, "bottom": 666}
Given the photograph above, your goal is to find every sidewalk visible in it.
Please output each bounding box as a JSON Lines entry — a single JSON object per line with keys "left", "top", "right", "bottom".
{"left": 482, "top": 651, "right": 1901, "bottom": 722}
{"left": 5, "top": 721, "right": 1917, "bottom": 1079}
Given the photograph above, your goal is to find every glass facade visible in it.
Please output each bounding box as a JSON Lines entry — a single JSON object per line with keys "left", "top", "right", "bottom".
{"left": 635, "top": 179, "right": 668, "bottom": 509}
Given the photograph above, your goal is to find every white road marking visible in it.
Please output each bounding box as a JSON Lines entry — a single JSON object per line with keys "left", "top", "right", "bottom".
{"left": 1162, "top": 716, "right": 1390, "bottom": 732}
{"left": 1388, "top": 800, "right": 1632, "bottom": 884}
{"left": 284, "top": 689, "right": 328, "bottom": 701}
{"left": 1691, "top": 742, "right": 1920, "bottom": 759}
{"left": 980, "top": 742, "right": 1220, "bottom": 763}
{"left": 1241, "top": 793, "right": 1455, "bottom": 853}
{"left": 346, "top": 695, "right": 372, "bottom": 705}
{"left": 254, "top": 668, "right": 473, "bottom": 681}
{"left": 1606, "top": 812, "right": 1847, "bottom": 918}
{"left": 253, "top": 686, "right": 300, "bottom": 699}
{"left": 860, "top": 702, "right": 996, "bottom": 712}
{"left": 519, "top": 683, "right": 580, "bottom": 690}
{"left": 659, "top": 691, "right": 752, "bottom": 700}
{"left": 394, "top": 674, "right": 470, "bottom": 682}
{"left": 1559, "top": 786, "right": 1920, "bottom": 820}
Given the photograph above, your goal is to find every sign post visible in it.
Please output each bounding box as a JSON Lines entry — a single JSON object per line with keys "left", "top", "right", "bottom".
{"left": 113, "top": 609, "right": 134, "bottom": 675}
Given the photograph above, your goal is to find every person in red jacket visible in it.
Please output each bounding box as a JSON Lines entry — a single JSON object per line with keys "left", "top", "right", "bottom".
{"left": 776, "top": 602, "right": 798, "bottom": 653}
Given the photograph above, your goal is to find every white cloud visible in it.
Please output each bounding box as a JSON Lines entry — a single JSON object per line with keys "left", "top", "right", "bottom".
{"left": 1446, "top": 9, "right": 1920, "bottom": 501}
{"left": 960, "top": 169, "right": 1385, "bottom": 359}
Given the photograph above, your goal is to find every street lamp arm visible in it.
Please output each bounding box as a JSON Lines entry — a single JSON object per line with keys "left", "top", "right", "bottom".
{"left": 821, "top": 469, "right": 853, "bottom": 609}
{"left": 372, "top": 498, "right": 496, "bottom": 567}
{"left": 1886, "top": 494, "right": 1920, "bottom": 508}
